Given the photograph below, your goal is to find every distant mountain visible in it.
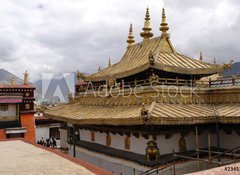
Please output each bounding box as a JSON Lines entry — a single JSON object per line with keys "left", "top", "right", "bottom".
{"left": 34, "top": 73, "right": 76, "bottom": 103}
{"left": 0, "top": 68, "right": 23, "bottom": 84}
{"left": 223, "top": 62, "right": 240, "bottom": 77}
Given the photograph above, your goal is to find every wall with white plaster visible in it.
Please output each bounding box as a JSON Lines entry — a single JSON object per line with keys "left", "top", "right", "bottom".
{"left": 35, "top": 126, "right": 49, "bottom": 142}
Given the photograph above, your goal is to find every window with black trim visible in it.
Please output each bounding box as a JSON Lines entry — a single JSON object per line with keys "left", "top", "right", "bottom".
{"left": 0, "top": 104, "right": 8, "bottom": 111}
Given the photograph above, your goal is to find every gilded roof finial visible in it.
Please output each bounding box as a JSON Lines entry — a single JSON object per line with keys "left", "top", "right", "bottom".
{"left": 160, "top": 8, "right": 170, "bottom": 38}
{"left": 108, "top": 58, "right": 111, "bottom": 67}
{"left": 98, "top": 66, "right": 101, "bottom": 72}
{"left": 200, "top": 52, "right": 203, "bottom": 62}
{"left": 127, "top": 23, "right": 135, "bottom": 46}
{"left": 140, "top": 7, "right": 153, "bottom": 40}
{"left": 24, "top": 70, "right": 28, "bottom": 85}
{"left": 11, "top": 76, "right": 15, "bottom": 85}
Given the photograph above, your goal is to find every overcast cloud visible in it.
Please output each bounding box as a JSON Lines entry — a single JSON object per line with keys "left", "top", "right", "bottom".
{"left": 0, "top": 0, "right": 240, "bottom": 81}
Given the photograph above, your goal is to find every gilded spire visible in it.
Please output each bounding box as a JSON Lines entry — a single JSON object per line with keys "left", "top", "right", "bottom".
{"left": 24, "top": 70, "right": 28, "bottom": 85}
{"left": 160, "top": 8, "right": 170, "bottom": 38}
{"left": 140, "top": 7, "right": 153, "bottom": 40}
{"left": 127, "top": 23, "right": 135, "bottom": 46}
{"left": 11, "top": 77, "right": 15, "bottom": 85}
{"left": 108, "top": 58, "right": 111, "bottom": 67}
{"left": 200, "top": 52, "right": 203, "bottom": 62}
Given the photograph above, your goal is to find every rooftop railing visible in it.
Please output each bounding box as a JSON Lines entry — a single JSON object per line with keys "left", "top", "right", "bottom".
{"left": 76, "top": 76, "right": 240, "bottom": 95}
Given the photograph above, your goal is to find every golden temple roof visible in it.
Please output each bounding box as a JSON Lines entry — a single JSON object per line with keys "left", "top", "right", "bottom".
{"left": 87, "top": 36, "right": 222, "bottom": 81}
{"left": 44, "top": 103, "right": 240, "bottom": 126}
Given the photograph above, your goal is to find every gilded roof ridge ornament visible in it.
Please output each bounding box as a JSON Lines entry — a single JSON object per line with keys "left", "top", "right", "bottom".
{"left": 148, "top": 50, "right": 155, "bottom": 66}
{"left": 24, "top": 70, "right": 28, "bottom": 85}
{"left": 200, "top": 51, "right": 203, "bottom": 62}
{"left": 140, "top": 7, "right": 154, "bottom": 41}
{"left": 127, "top": 23, "right": 135, "bottom": 47}
{"left": 160, "top": 8, "right": 170, "bottom": 39}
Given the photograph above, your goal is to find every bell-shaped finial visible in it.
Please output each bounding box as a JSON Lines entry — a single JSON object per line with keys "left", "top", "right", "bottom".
{"left": 160, "top": 8, "right": 170, "bottom": 38}
{"left": 127, "top": 23, "right": 135, "bottom": 46}
{"left": 24, "top": 70, "right": 29, "bottom": 85}
{"left": 140, "top": 7, "right": 154, "bottom": 40}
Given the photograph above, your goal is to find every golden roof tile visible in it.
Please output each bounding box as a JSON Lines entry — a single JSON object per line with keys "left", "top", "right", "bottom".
{"left": 44, "top": 103, "right": 240, "bottom": 125}
{"left": 87, "top": 36, "right": 223, "bottom": 81}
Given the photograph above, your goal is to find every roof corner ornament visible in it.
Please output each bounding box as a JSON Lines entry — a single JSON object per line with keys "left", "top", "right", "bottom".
{"left": 160, "top": 8, "right": 170, "bottom": 39}
{"left": 77, "top": 71, "right": 86, "bottom": 81}
{"left": 140, "top": 7, "right": 154, "bottom": 41}
{"left": 68, "top": 93, "right": 74, "bottom": 104}
{"left": 141, "top": 103, "right": 149, "bottom": 121}
{"left": 223, "top": 59, "right": 234, "bottom": 72}
{"left": 148, "top": 50, "right": 155, "bottom": 66}
{"left": 24, "top": 70, "right": 29, "bottom": 85}
{"left": 98, "top": 66, "right": 101, "bottom": 72}
{"left": 127, "top": 23, "right": 135, "bottom": 47}
{"left": 200, "top": 51, "right": 203, "bottom": 62}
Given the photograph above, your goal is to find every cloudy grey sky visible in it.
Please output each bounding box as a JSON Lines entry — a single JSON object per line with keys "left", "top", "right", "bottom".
{"left": 0, "top": 0, "right": 240, "bottom": 81}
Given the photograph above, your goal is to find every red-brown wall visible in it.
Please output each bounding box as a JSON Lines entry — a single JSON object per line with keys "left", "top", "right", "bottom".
{"left": 21, "top": 113, "right": 35, "bottom": 143}
{"left": 0, "top": 129, "right": 6, "bottom": 140}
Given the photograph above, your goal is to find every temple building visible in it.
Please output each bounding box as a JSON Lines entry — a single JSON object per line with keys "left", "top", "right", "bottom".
{"left": 0, "top": 71, "right": 36, "bottom": 142}
{"left": 44, "top": 8, "right": 240, "bottom": 175}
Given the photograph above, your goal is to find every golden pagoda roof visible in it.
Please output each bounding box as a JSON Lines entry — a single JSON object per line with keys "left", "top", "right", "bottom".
{"left": 87, "top": 36, "right": 223, "bottom": 81}
{"left": 44, "top": 103, "right": 240, "bottom": 125}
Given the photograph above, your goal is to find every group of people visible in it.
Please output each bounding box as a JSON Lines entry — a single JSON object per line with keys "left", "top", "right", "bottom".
{"left": 37, "top": 137, "right": 57, "bottom": 148}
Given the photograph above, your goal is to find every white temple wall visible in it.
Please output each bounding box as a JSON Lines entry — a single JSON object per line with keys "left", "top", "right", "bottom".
{"left": 35, "top": 126, "right": 49, "bottom": 142}
{"left": 60, "top": 128, "right": 68, "bottom": 149}
{"left": 156, "top": 130, "right": 212, "bottom": 155}
{"left": 219, "top": 130, "right": 240, "bottom": 149}
{"left": 78, "top": 129, "right": 217, "bottom": 155}
{"left": 130, "top": 135, "right": 152, "bottom": 155}
{"left": 80, "top": 129, "right": 91, "bottom": 142}
{"left": 95, "top": 131, "right": 106, "bottom": 145}
{"left": 111, "top": 133, "right": 124, "bottom": 150}
{"left": 79, "top": 129, "right": 152, "bottom": 155}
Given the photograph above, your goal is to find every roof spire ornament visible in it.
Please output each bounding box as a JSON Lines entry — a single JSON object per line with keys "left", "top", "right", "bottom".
{"left": 140, "top": 7, "right": 153, "bottom": 40}
{"left": 214, "top": 58, "right": 216, "bottom": 64}
{"left": 108, "top": 58, "right": 111, "bottom": 67}
{"left": 24, "top": 70, "right": 29, "bottom": 85}
{"left": 127, "top": 23, "right": 135, "bottom": 47}
{"left": 160, "top": 8, "right": 170, "bottom": 38}
{"left": 200, "top": 52, "right": 203, "bottom": 62}
{"left": 11, "top": 77, "right": 15, "bottom": 85}
{"left": 98, "top": 66, "right": 101, "bottom": 72}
